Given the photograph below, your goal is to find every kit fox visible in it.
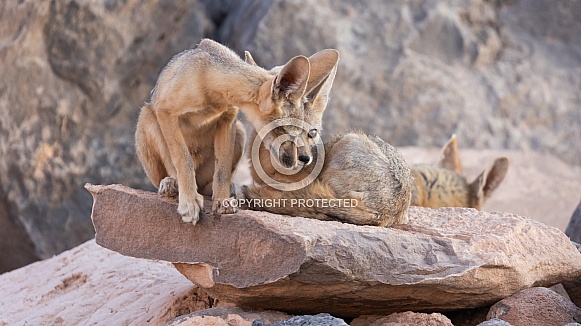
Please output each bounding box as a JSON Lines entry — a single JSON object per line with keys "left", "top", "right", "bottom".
{"left": 241, "top": 52, "right": 412, "bottom": 226}
{"left": 135, "top": 39, "right": 338, "bottom": 224}
{"left": 410, "top": 135, "right": 509, "bottom": 209}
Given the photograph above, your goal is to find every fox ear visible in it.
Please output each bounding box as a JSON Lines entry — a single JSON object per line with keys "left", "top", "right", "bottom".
{"left": 304, "top": 49, "right": 340, "bottom": 108}
{"left": 245, "top": 51, "right": 257, "bottom": 66}
{"left": 272, "top": 55, "right": 310, "bottom": 101}
{"left": 469, "top": 157, "right": 509, "bottom": 209}
{"left": 438, "top": 134, "right": 463, "bottom": 174}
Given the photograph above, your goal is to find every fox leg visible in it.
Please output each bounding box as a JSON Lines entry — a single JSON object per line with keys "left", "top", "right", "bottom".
{"left": 155, "top": 107, "right": 204, "bottom": 225}
{"left": 211, "top": 107, "right": 241, "bottom": 214}
{"left": 135, "top": 104, "right": 177, "bottom": 190}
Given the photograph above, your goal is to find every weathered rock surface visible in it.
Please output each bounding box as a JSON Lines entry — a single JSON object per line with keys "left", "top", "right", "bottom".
{"left": 166, "top": 307, "right": 291, "bottom": 326}
{"left": 351, "top": 312, "right": 453, "bottom": 326}
{"left": 88, "top": 184, "right": 581, "bottom": 317}
{"left": 0, "top": 239, "right": 222, "bottom": 325}
{"left": 478, "top": 319, "right": 512, "bottom": 326}
{"left": 486, "top": 287, "right": 581, "bottom": 326}
{"left": 0, "top": 0, "right": 211, "bottom": 268}
{"left": 220, "top": 0, "right": 581, "bottom": 167}
{"left": 253, "top": 313, "right": 348, "bottom": 326}
{"left": 399, "top": 147, "right": 581, "bottom": 231}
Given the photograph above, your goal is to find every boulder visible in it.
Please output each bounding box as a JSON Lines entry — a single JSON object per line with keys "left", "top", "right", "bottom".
{"left": 486, "top": 287, "right": 581, "bottom": 326}
{"left": 0, "top": 240, "right": 221, "bottom": 325}
{"left": 351, "top": 312, "right": 453, "bottom": 326}
{"left": 0, "top": 0, "right": 211, "bottom": 267}
{"left": 253, "top": 313, "right": 348, "bottom": 326}
{"left": 477, "top": 319, "right": 512, "bottom": 326}
{"left": 87, "top": 184, "right": 581, "bottom": 317}
{"left": 166, "top": 307, "right": 291, "bottom": 326}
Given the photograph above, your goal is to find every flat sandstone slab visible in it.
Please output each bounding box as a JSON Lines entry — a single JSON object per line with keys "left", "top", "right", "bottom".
{"left": 86, "top": 184, "right": 581, "bottom": 317}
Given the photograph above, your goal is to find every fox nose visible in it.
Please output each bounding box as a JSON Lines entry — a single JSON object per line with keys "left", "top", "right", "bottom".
{"left": 298, "top": 155, "right": 312, "bottom": 165}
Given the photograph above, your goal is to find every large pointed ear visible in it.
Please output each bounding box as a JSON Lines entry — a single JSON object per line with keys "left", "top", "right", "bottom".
{"left": 438, "top": 134, "right": 463, "bottom": 174}
{"left": 272, "top": 55, "right": 310, "bottom": 101}
{"left": 304, "top": 49, "right": 340, "bottom": 104}
{"left": 469, "top": 157, "right": 509, "bottom": 209}
{"left": 245, "top": 51, "right": 257, "bottom": 66}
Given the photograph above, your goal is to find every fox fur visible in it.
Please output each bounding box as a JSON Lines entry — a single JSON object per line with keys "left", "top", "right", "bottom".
{"left": 410, "top": 134, "right": 509, "bottom": 210}
{"left": 135, "top": 39, "right": 336, "bottom": 224}
{"left": 241, "top": 51, "right": 412, "bottom": 226}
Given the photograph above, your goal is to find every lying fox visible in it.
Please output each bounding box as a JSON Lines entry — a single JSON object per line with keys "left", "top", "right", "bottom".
{"left": 410, "top": 135, "right": 509, "bottom": 210}
{"left": 241, "top": 53, "right": 412, "bottom": 226}
{"left": 135, "top": 39, "right": 338, "bottom": 224}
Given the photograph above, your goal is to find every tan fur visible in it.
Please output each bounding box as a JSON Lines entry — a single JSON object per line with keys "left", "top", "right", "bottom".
{"left": 410, "top": 135, "right": 509, "bottom": 210}
{"left": 135, "top": 39, "right": 320, "bottom": 224}
{"left": 241, "top": 51, "right": 412, "bottom": 227}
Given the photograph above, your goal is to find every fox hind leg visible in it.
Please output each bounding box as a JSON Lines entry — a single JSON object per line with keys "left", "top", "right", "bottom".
{"left": 135, "top": 104, "right": 176, "bottom": 188}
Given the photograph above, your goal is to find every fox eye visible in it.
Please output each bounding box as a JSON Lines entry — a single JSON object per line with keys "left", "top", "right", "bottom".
{"left": 308, "top": 129, "right": 318, "bottom": 138}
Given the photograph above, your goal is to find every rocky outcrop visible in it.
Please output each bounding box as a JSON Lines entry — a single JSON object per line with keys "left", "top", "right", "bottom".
{"left": 88, "top": 184, "right": 581, "bottom": 317}
{"left": 486, "top": 287, "right": 581, "bottom": 326}
{"left": 0, "top": 0, "right": 211, "bottom": 268}
{"left": 219, "top": 0, "right": 581, "bottom": 167}
{"left": 0, "top": 240, "right": 220, "bottom": 325}
{"left": 2, "top": 0, "right": 581, "bottom": 274}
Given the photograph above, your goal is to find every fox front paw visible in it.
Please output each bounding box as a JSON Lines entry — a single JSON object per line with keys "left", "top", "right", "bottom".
{"left": 158, "top": 177, "right": 179, "bottom": 197}
{"left": 212, "top": 198, "right": 237, "bottom": 214}
{"left": 177, "top": 192, "right": 205, "bottom": 225}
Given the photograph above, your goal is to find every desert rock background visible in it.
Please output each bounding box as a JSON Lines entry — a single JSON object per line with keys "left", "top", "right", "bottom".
{"left": 0, "top": 0, "right": 580, "bottom": 275}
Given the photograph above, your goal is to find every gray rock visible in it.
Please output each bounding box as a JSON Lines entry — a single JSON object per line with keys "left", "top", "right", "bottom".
{"left": 0, "top": 0, "right": 211, "bottom": 265}
{"left": 478, "top": 318, "right": 512, "bottom": 326}
{"left": 87, "top": 184, "right": 581, "bottom": 317}
{"left": 252, "top": 313, "right": 347, "bottom": 326}
{"left": 166, "top": 307, "right": 291, "bottom": 326}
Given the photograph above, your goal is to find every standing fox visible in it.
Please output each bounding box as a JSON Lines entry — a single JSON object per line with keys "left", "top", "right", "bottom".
{"left": 135, "top": 39, "right": 339, "bottom": 224}
{"left": 241, "top": 52, "right": 413, "bottom": 226}
{"left": 410, "top": 135, "right": 509, "bottom": 209}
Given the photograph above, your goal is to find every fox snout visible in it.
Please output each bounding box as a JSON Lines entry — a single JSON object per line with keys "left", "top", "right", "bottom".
{"left": 276, "top": 141, "right": 314, "bottom": 169}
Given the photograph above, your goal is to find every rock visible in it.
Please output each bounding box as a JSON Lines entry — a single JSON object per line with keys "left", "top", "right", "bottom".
{"left": 351, "top": 312, "right": 453, "bottom": 326}
{"left": 253, "top": 313, "right": 347, "bottom": 326}
{"left": 566, "top": 199, "right": 581, "bottom": 242}
{"left": 563, "top": 278, "right": 581, "bottom": 309}
{"left": 88, "top": 184, "right": 581, "bottom": 317}
{"left": 0, "top": 186, "right": 38, "bottom": 273}
{"left": 477, "top": 319, "right": 512, "bottom": 326}
{"left": 486, "top": 287, "right": 581, "bottom": 326}
{"left": 0, "top": 239, "right": 223, "bottom": 325}
{"left": 399, "top": 147, "right": 581, "bottom": 231}
{"left": 220, "top": 0, "right": 581, "bottom": 167}
{"left": 166, "top": 307, "right": 291, "bottom": 326}
{"left": 0, "top": 0, "right": 211, "bottom": 267}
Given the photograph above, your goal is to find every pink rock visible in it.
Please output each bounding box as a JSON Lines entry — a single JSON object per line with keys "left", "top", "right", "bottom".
{"left": 87, "top": 184, "right": 581, "bottom": 317}
{"left": 486, "top": 287, "right": 581, "bottom": 326}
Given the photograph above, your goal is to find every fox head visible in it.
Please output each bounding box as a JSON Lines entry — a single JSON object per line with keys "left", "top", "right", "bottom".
{"left": 245, "top": 49, "right": 339, "bottom": 170}
{"left": 411, "top": 135, "right": 509, "bottom": 210}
